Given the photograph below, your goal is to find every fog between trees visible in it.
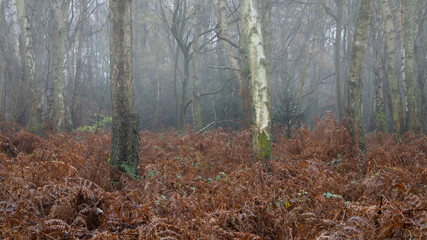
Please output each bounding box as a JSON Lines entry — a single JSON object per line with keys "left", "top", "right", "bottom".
{"left": 0, "top": 0, "right": 426, "bottom": 138}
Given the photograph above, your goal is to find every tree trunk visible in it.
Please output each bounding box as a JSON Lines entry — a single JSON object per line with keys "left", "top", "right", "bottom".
{"left": 241, "top": 0, "right": 272, "bottom": 162}
{"left": 403, "top": 0, "right": 420, "bottom": 132}
{"left": 372, "top": 5, "right": 385, "bottom": 132}
{"left": 49, "top": 0, "right": 69, "bottom": 132}
{"left": 335, "top": 0, "right": 344, "bottom": 122}
{"left": 16, "top": 0, "right": 42, "bottom": 135}
{"left": 347, "top": 0, "right": 374, "bottom": 149}
{"left": 178, "top": 51, "right": 190, "bottom": 130}
{"left": 191, "top": 0, "right": 203, "bottom": 131}
{"left": 239, "top": 35, "right": 252, "bottom": 130}
{"left": 217, "top": 0, "right": 252, "bottom": 129}
{"left": 71, "top": 0, "right": 86, "bottom": 129}
{"left": 0, "top": 0, "right": 6, "bottom": 120}
{"left": 380, "top": 0, "right": 404, "bottom": 134}
{"left": 297, "top": 0, "right": 324, "bottom": 101}
{"left": 398, "top": 0, "right": 408, "bottom": 122}
{"left": 109, "top": 0, "right": 140, "bottom": 178}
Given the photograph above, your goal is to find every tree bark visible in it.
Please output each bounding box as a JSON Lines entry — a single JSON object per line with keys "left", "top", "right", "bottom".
{"left": 16, "top": 0, "right": 42, "bottom": 135}
{"left": 380, "top": 0, "right": 404, "bottom": 134}
{"left": 347, "top": 0, "right": 374, "bottom": 149}
{"left": 241, "top": 0, "right": 272, "bottom": 162}
{"left": 192, "top": 0, "right": 203, "bottom": 131}
{"left": 372, "top": 5, "right": 385, "bottom": 132}
{"left": 71, "top": 0, "right": 86, "bottom": 129}
{"left": 334, "top": 0, "right": 344, "bottom": 122}
{"left": 297, "top": 0, "right": 324, "bottom": 101}
{"left": 398, "top": 0, "right": 408, "bottom": 121}
{"left": 217, "top": 0, "right": 252, "bottom": 129}
{"left": 49, "top": 0, "right": 69, "bottom": 131}
{"left": 109, "top": 0, "right": 140, "bottom": 178}
{"left": 403, "top": 0, "right": 420, "bottom": 132}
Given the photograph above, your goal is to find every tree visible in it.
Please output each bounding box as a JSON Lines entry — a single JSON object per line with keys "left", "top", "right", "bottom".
{"left": 325, "top": 0, "right": 345, "bottom": 122}
{"left": 371, "top": 3, "right": 386, "bottom": 132}
{"left": 16, "top": 0, "right": 42, "bottom": 135}
{"left": 297, "top": 0, "right": 324, "bottom": 102}
{"left": 192, "top": 0, "right": 203, "bottom": 131}
{"left": 241, "top": 0, "right": 272, "bottom": 162}
{"left": 347, "top": 0, "right": 374, "bottom": 149}
{"left": 380, "top": 0, "right": 403, "bottom": 134}
{"left": 403, "top": 0, "right": 420, "bottom": 132}
{"left": 109, "top": 0, "right": 140, "bottom": 178}
{"left": 217, "top": 0, "right": 252, "bottom": 129}
{"left": 49, "top": 0, "right": 69, "bottom": 131}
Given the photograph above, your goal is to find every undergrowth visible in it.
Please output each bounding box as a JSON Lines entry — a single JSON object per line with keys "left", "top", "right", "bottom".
{"left": 0, "top": 114, "right": 425, "bottom": 239}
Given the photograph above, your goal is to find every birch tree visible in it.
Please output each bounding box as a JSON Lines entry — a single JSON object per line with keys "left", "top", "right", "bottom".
{"left": 49, "top": 0, "right": 69, "bottom": 131}
{"left": 241, "top": 0, "right": 272, "bottom": 161}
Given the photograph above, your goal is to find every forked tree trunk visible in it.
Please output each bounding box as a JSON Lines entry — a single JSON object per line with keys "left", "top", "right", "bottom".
{"left": 109, "top": 0, "right": 140, "bottom": 178}
{"left": 241, "top": 0, "right": 272, "bottom": 162}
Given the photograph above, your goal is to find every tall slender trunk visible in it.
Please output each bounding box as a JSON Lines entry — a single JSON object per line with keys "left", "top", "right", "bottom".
{"left": 217, "top": 0, "right": 251, "bottom": 129}
{"left": 398, "top": 0, "right": 408, "bottom": 121}
{"left": 403, "top": 0, "right": 420, "bottom": 132}
{"left": 178, "top": 51, "right": 190, "bottom": 130}
{"left": 191, "top": 0, "right": 203, "bottom": 131}
{"left": 172, "top": 44, "right": 180, "bottom": 128}
{"left": 335, "top": 0, "right": 344, "bottom": 122}
{"left": 49, "top": 0, "right": 69, "bottom": 131}
{"left": 71, "top": 0, "right": 86, "bottom": 128}
{"left": 347, "top": 0, "right": 374, "bottom": 149}
{"left": 372, "top": 5, "right": 385, "bottom": 132}
{"left": 297, "top": 0, "right": 324, "bottom": 101}
{"left": 16, "top": 0, "right": 42, "bottom": 134}
{"left": 380, "top": 0, "right": 404, "bottom": 134}
{"left": 241, "top": 0, "right": 272, "bottom": 162}
{"left": 109, "top": 0, "right": 140, "bottom": 178}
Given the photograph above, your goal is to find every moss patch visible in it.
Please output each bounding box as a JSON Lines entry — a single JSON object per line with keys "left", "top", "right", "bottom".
{"left": 255, "top": 132, "right": 272, "bottom": 162}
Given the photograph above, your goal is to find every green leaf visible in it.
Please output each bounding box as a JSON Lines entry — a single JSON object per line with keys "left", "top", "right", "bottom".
{"left": 324, "top": 192, "right": 333, "bottom": 199}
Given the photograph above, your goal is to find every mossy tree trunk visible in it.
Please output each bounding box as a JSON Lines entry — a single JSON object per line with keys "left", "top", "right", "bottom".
{"left": 16, "top": 0, "right": 42, "bottom": 135}
{"left": 403, "top": 0, "right": 420, "bottom": 132}
{"left": 347, "top": 0, "right": 374, "bottom": 149}
{"left": 241, "top": 0, "right": 272, "bottom": 162}
{"left": 109, "top": 0, "right": 140, "bottom": 178}
{"left": 380, "top": 0, "right": 404, "bottom": 134}
{"left": 372, "top": 4, "right": 386, "bottom": 132}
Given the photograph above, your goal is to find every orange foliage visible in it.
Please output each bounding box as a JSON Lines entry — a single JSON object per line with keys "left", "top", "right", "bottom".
{"left": 0, "top": 116, "right": 425, "bottom": 239}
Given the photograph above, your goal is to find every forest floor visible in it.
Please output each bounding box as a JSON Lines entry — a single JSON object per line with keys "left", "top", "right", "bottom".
{"left": 0, "top": 115, "right": 426, "bottom": 239}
